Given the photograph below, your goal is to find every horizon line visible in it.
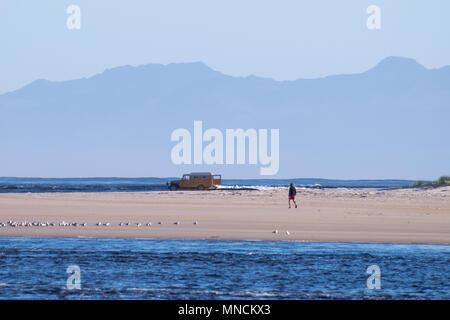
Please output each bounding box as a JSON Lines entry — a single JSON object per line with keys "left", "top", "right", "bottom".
{"left": 0, "top": 176, "right": 423, "bottom": 181}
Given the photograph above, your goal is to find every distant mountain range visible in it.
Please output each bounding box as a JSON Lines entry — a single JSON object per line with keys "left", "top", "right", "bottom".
{"left": 1, "top": 56, "right": 449, "bottom": 179}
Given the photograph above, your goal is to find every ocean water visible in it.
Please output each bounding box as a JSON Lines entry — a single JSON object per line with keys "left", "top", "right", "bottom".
{"left": 0, "top": 177, "right": 416, "bottom": 193}
{"left": 0, "top": 237, "right": 449, "bottom": 300}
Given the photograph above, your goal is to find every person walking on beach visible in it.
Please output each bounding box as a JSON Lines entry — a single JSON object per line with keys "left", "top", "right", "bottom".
{"left": 288, "top": 183, "right": 298, "bottom": 208}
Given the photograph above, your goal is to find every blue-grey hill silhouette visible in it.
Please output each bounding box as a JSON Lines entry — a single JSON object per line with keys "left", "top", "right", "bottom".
{"left": 0, "top": 56, "right": 448, "bottom": 178}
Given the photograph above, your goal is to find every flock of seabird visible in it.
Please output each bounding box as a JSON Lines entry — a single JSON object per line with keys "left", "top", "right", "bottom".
{"left": 0, "top": 221, "right": 86, "bottom": 228}
{"left": 0, "top": 220, "right": 290, "bottom": 235}
{"left": 0, "top": 220, "right": 199, "bottom": 228}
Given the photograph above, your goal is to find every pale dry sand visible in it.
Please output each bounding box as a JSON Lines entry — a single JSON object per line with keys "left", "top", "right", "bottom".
{"left": 0, "top": 186, "right": 449, "bottom": 244}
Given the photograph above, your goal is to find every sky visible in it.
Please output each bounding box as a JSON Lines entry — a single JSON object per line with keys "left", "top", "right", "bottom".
{"left": 1, "top": 0, "right": 450, "bottom": 94}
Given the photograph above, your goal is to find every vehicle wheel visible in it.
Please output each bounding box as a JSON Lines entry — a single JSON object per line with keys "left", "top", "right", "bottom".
{"left": 197, "top": 185, "right": 205, "bottom": 190}
{"left": 169, "top": 184, "right": 179, "bottom": 191}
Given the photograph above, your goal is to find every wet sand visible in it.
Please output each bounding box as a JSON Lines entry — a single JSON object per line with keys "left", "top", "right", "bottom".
{"left": 0, "top": 186, "right": 449, "bottom": 244}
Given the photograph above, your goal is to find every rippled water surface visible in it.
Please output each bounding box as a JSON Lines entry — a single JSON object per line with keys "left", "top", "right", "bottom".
{"left": 0, "top": 237, "right": 449, "bottom": 299}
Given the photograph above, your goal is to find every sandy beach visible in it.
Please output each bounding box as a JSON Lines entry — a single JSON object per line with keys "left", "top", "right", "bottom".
{"left": 0, "top": 186, "right": 449, "bottom": 244}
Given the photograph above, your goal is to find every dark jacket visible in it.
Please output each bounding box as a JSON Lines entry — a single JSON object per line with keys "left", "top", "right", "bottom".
{"left": 289, "top": 185, "right": 296, "bottom": 196}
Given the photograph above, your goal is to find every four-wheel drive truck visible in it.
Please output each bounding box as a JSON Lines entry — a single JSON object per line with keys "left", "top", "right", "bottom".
{"left": 168, "top": 173, "right": 222, "bottom": 190}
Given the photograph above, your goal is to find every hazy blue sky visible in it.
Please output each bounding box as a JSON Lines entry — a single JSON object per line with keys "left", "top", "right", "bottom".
{"left": 1, "top": 0, "right": 449, "bottom": 94}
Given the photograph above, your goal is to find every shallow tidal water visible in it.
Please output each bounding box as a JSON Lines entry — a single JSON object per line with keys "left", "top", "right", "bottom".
{"left": 0, "top": 237, "right": 449, "bottom": 299}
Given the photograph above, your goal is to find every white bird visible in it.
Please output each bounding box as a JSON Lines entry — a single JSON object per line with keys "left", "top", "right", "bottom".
{"left": 285, "top": 230, "right": 290, "bottom": 236}
{"left": 96, "top": 222, "right": 102, "bottom": 226}
{"left": 81, "top": 223, "right": 86, "bottom": 227}
{"left": 137, "top": 223, "right": 142, "bottom": 227}
{"left": 174, "top": 221, "right": 180, "bottom": 225}
{"left": 146, "top": 222, "right": 151, "bottom": 227}
{"left": 194, "top": 221, "right": 198, "bottom": 225}
{"left": 273, "top": 230, "right": 278, "bottom": 234}
{"left": 119, "top": 222, "right": 124, "bottom": 226}
{"left": 158, "top": 221, "right": 163, "bottom": 225}
{"left": 104, "top": 222, "right": 110, "bottom": 227}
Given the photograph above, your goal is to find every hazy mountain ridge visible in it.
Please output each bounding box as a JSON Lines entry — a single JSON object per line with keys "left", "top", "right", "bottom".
{"left": 0, "top": 57, "right": 449, "bottom": 178}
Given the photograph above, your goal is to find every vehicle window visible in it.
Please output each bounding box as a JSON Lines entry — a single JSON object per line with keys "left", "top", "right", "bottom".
{"left": 202, "top": 176, "right": 208, "bottom": 179}
{"left": 183, "top": 176, "right": 190, "bottom": 180}
{"left": 194, "top": 176, "right": 199, "bottom": 179}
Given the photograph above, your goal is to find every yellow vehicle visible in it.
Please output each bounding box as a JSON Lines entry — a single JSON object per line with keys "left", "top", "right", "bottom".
{"left": 168, "top": 172, "right": 222, "bottom": 191}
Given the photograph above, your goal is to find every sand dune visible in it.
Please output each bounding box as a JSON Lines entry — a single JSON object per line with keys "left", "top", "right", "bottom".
{"left": 0, "top": 186, "right": 449, "bottom": 244}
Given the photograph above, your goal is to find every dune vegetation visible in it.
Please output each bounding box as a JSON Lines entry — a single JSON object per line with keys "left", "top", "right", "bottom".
{"left": 412, "top": 175, "right": 450, "bottom": 188}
